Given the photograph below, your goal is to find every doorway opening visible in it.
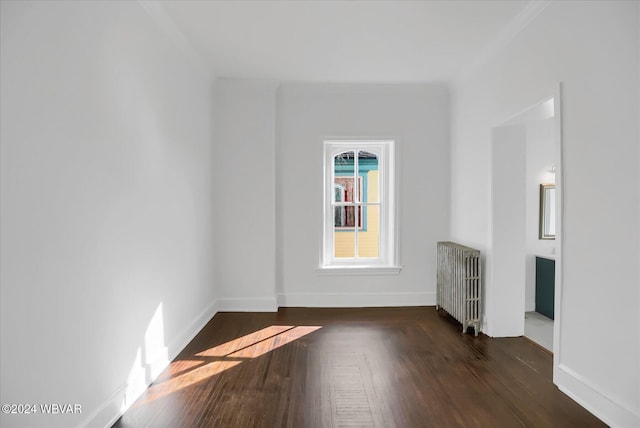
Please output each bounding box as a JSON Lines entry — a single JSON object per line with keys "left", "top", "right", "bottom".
{"left": 490, "top": 89, "right": 562, "bottom": 359}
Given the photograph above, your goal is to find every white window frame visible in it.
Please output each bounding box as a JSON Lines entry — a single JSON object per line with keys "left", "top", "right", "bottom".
{"left": 320, "top": 140, "right": 401, "bottom": 274}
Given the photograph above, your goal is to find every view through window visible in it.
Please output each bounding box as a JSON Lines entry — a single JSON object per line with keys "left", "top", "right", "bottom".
{"left": 323, "top": 141, "right": 396, "bottom": 269}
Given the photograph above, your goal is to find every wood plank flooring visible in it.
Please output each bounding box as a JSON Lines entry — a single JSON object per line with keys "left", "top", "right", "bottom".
{"left": 113, "top": 307, "right": 606, "bottom": 428}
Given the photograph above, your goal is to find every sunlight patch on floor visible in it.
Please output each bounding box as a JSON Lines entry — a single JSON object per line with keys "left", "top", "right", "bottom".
{"left": 133, "top": 325, "right": 322, "bottom": 406}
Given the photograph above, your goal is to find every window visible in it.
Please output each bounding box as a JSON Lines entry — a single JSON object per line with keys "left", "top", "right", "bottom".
{"left": 321, "top": 140, "right": 399, "bottom": 273}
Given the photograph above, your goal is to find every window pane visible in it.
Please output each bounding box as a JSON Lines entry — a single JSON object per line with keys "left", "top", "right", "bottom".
{"left": 334, "top": 206, "right": 362, "bottom": 229}
{"left": 358, "top": 205, "right": 379, "bottom": 258}
{"left": 336, "top": 206, "right": 351, "bottom": 229}
{"left": 359, "top": 151, "right": 379, "bottom": 203}
{"left": 334, "top": 206, "right": 343, "bottom": 228}
{"left": 334, "top": 151, "right": 355, "bottom": 203}
{"left": 334, "top": 178, "right": 355, "bottom": 203}
{"left": 334, "top": 228, "right": 355, "bottom": 258}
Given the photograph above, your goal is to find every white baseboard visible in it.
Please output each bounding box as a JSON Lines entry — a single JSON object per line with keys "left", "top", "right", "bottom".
{"left": 78, "top": 383, "right": 127, "bottom": 428}
{"left": 81, "top": 299, "right": 219, "bottom": 428}
{"left": 215, "top": 296, "right": 278, "bottom": 312}
{"left": 556, "top": 363, "right": 639, "bottom": 428}
{"left": 277, "top": 291, "right": 436, "bottom": 308}
{"left": 168, "top": 299, "right": 220, "bottom": 356}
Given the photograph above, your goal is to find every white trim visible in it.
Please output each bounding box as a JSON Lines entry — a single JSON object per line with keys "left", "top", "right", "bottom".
{"left": 78, "top": 383, "right": 126, "bottom": 428}
{"left": 556, "top": 364, "right": 639, "bottom": 428}
{"left": 637, "top": 5, "right": 640, "bottom": 420}
{"left": 80, "top": 299, "right": 219, "bottom": 428}
{"left": 552, "top": 83, "right": 564, "bottom": 382}
{"left": 215, "top": 297, "right": 278, "bottom": 312}
{"left": 168, "top": 300, "right": 220, "bottom": 359}
{"left": 315, "top": 266, "right": 402, "bottom": 275}
{"left": 322, "top": 140, "right": 396, "bottom": 268}
{"left": 277, "top": 292, "right": 435, "bottom": 308}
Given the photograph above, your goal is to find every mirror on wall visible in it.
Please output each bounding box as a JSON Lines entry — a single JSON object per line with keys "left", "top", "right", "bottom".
{"left": 539, "top": 184, "right": 556, "bottom": 240}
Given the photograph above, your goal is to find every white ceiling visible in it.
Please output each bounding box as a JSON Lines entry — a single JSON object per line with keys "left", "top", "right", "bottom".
{"left": 160, "top": 0, "right": 530, "bottom": 83}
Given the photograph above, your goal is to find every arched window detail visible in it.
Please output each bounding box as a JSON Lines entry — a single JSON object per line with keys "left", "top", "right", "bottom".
{"left": 322, "top": 141, "right": 397, "bottom": 270}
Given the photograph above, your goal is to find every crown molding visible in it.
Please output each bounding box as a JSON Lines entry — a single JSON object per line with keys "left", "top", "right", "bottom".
{"left": 137, "top": 0, "right": 214, "bottom": 78}
{"left": 455, "top": 0, "right": 552, "bottom": 85}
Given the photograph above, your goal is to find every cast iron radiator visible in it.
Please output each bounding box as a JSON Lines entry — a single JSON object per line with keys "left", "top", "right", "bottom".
{"left": 436, "top": 241, "right": 482, "bottom": 336}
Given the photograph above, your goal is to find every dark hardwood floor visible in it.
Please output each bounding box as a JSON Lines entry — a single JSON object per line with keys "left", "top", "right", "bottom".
{"left": 113, "top": 307, "right": 606, "bottom": 427}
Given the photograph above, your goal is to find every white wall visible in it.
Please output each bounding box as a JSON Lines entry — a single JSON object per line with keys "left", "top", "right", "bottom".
{"left": 276, "top": 83, "right": 450, "bottom": 307}
{"left": 0, "top": 2, "right": 216, "bottom": 427}
{"left": 490, "top": 125, "right": 526, "bottom": 337}
{"left": 451, "top": 1, "right": 639, "bottom": 426}
{"left": 213, "top": 80, "right": 277, "bottom": 311}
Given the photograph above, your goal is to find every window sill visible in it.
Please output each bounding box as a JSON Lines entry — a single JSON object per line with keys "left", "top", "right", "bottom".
{"left": 316, "top": 265, "right": 403, "bottom": 276}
